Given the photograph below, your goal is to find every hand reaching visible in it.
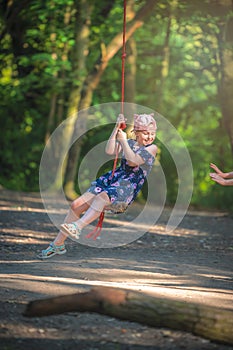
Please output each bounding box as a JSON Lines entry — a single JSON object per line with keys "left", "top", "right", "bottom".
{"left": 210, "top": 163, "right": 226, "bottom": 178}
{"left": 209, "top": 163, "right": 233, "bottom": 186}
{"left": 209, "top": 173, "right": 226, "bottom": 185}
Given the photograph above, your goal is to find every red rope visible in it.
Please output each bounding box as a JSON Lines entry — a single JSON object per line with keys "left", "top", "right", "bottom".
{"left": 86, "top": 0, "right": 127, "bottom": 240}
{"left": 112, "top": 0, "right": 127, "bottom": 177}
{"left": 121, "top": 0, "right": 127, "bottom": 120}
{"left": 85, "top": 211, "right": 105, "bottom": 240}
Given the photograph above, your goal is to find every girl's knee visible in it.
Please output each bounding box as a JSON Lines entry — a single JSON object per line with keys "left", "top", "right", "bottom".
{"left": 70, "top": 199, "right": 79, "bottom": 211}
{"left": 95, "top": 192, "right": 110, "bottom": 204}
{"left": 71, "top": 192, "right": 94, "bottom": 210}
{"left": 90, "top": 194, "right": 109, "bottom": 212}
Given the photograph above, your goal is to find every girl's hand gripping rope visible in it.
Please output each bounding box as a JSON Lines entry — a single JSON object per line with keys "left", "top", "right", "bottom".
{"left": 117, "top": 113, "right": 127, "bottom": 130}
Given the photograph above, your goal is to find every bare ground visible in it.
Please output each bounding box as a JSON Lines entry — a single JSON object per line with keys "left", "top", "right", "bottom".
{"left": 0, "top": 188, "right": 233, "bottom": 350}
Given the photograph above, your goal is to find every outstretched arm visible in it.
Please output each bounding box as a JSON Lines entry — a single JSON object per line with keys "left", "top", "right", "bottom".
{"left": 210, "top": 163, "right": 233, "bottom": 186}
{"left": 210, "top": 163, "right": 233, "bottom": 179}
{"left": 210, "top": 173, "right": 233, "bottom": 186}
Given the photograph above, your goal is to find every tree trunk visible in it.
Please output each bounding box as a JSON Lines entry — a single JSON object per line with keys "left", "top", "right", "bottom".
{"left": 157, "top": 0, "right": 179, "bottom": 112}
{"left": 4, "top": 0, "right": 35, "bottom": 77}
{"left": 79, "top": 0, "right": 158, "bottom": 111}
{"left": 45, "top": 93, "right": 57, "bottom": 144}
{"left": 124, "top": 0, "right": 136, "bottom": 104}
{"left": 190, "top": 0, "right": 233, "bottom": 158}
{"left": 217, "top": 3, "right": 233, "bottom": 157}
{"left": 50, "top": 0, "right": 93, "bottom": 193}
{"left": 125, "top": 38, "right": 137, "bottom": 103}
{"left": 23, "top": 286, "right": 233, "bottom": 346}
{"left": 63, "top": 0, "right": 158, "bottom": 199}
{"left": 66, "top": 0, "right": 93, "bottom": 117}
{"left": 44, "top": 3, "right": 73, "bottom": 143}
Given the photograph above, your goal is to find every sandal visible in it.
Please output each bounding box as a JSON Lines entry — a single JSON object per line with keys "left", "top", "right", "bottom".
{"left": 60, "top": 222, "right": 82, "bottom": 241}
{"left": 37, "top": 242, "right": 67, "bottom": 259}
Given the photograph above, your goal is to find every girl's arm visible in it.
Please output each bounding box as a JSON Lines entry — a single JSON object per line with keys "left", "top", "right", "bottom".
{"left": 105, "top": 114, "right": 125, "bottom": 155}
{"left": 117, "top": 129, "right": 157, "bottom": 167}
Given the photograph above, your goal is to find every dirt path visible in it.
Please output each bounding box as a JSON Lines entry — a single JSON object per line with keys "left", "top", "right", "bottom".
{"left": 0, "top": 188, "right": 233, "bottom": 350}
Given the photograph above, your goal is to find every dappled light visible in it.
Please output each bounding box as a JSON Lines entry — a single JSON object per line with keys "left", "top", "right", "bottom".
{"left": 1, "top": 265, "right": 233, "bottom": 309}
{"left": 1, "top": 186, "right": 233, "bottom": 350}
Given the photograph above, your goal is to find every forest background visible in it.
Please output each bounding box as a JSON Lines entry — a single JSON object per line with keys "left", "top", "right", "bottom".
{"left": 0, "top": 0, "right": 232, "bottom": 211}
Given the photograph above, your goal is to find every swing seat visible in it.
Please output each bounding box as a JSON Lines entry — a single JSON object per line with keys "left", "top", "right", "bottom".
{"left": 105, "top": 201, "right": 128, "bottom": 214}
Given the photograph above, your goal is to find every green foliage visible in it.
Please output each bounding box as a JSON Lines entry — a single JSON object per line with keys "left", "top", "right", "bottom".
{"left": 133, "top": 2, "right": 233, "bottom": 210}
{"left": 0, "top": 0, "right": 232, "bottom": 211}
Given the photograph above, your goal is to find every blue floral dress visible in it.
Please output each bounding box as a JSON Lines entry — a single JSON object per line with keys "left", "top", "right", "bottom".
{"left": 87, "top": 139, "right": 155, "bottom": 213}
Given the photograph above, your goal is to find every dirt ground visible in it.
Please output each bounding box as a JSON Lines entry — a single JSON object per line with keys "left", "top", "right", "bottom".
{"left": 0, "top": 188, "right": 233, "bottom": 350}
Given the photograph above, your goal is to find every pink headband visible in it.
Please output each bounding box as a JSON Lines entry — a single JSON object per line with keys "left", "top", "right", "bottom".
{"left": 133, "top": 113, "right": 157, "bottom": 131}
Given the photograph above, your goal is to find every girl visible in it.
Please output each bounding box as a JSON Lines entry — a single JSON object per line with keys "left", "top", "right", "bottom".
{"left": 38, "top": 113, "right": 157, "bottom": 259}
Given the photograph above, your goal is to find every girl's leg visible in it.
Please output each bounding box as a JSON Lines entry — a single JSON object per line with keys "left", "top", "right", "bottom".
{"left": 61, "top": 192, "right": 110, "bottom": 234}
{"left": 76, "top": 191, "right": 110, "bottom": 229}
{"left": 53, "top": 192, "right": 95, "bottom": 245}
{"left": 38, "top": 192, "right": 110, "bottom": 258}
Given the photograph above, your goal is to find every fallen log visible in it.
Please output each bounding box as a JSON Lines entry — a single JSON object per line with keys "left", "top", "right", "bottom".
{"left": 23, "top": 286, "right": 233, "bottom": 345}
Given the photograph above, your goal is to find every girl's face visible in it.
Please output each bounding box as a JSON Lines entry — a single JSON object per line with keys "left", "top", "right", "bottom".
{"left": 135, "top": 127, "right": 156, "bottom": 146}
